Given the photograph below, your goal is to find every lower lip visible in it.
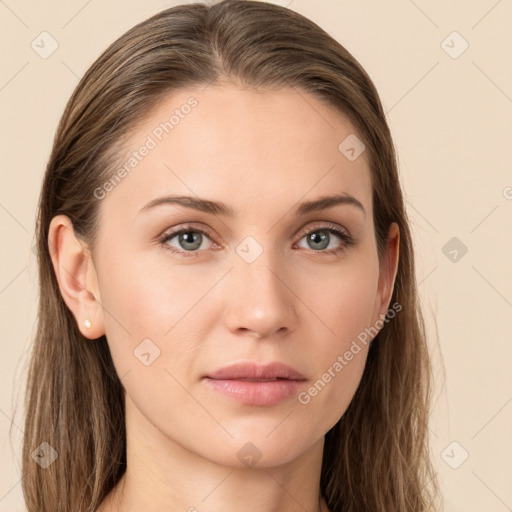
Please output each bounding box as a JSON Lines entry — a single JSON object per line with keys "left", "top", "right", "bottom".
{"left": 204, "top": 378, "right": 305, "bottom": 406}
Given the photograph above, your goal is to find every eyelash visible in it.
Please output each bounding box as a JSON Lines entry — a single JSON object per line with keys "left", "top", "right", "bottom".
{"left": 158, "top": 222, "right": 354, "bottom": 258}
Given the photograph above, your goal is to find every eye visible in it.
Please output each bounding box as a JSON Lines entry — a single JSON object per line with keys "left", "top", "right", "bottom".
{"left": 159, "top": 222, "right": 354, "bottom": 258}
{"left": 295, "top": 223, "right": 354, "bottom": 255}
{"left": 159, "top": 224, "right": 215, "bottom": 258}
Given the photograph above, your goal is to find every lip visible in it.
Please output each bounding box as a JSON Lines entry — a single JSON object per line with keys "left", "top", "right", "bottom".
{"left": 203, "top": 362, "right": 307, "bottom": 406}
{"left": 205, "top": 361, "right": 306, "bottom": 381}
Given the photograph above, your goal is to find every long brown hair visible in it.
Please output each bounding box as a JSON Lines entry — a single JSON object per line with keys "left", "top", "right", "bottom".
{"left": 22, "top": 1, "right": 441, "bottom": 510}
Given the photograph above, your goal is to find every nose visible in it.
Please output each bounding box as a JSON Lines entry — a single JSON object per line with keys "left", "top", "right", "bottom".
{"left": 222, "top": 247, "right": 299, "bottom": 339}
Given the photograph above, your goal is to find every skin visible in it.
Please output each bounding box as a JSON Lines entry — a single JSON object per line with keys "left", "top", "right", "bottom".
{"left": 49, "top": 83, "right": 399, "bottom": 512}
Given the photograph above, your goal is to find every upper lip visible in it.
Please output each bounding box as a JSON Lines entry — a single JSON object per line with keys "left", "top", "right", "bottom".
{"left": 204, "top": 362, "right": 306, "bottom": 381}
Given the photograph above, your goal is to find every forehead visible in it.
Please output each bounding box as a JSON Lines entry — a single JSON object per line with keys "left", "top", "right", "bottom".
{"left": 98, "top": 84, "right": 372, "bottom": 223}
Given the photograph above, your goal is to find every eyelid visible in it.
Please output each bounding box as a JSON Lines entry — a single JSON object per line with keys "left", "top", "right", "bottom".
{"left": 159, "top": 221, "right": 212, "bottom": 234}
{"left": 295, "top": 220, "right": 351, "bottom": 239}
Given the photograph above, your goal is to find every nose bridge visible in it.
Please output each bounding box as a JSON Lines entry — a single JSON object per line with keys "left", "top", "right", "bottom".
{"left": 224, "top": 236, "right": 297, "bottom": 337}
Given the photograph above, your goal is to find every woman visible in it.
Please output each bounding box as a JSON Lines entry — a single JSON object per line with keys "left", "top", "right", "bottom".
{"left": 22, "top": 1, "right": 440, "bottom": 510}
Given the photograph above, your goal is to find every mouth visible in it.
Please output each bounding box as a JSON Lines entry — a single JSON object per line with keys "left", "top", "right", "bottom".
{"left": 203, "top": 362, "right": 307, "bottom": 406}
{"left": 204, "top": 361, "right": 306, "bottom": 381}
{"left": 229, "top": 377, "right": 290, "bottom": 382}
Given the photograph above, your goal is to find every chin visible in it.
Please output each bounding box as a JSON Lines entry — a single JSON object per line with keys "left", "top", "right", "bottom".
{"left": 200, "top": 430, "right": 319, "bottom": 470}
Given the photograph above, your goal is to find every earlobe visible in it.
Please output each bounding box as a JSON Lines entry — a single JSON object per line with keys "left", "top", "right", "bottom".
{"left": 48, "top": 215, "right": 105, "bottom": 339}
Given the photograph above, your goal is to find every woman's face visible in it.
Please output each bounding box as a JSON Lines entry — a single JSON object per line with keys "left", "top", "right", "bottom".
{"left": 88, "top": 84, "right": 398, "bottom": 468}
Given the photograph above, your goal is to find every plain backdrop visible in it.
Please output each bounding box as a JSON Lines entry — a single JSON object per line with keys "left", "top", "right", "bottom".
{"left": 1, "top": 1, "right": 511, "bottom": 510}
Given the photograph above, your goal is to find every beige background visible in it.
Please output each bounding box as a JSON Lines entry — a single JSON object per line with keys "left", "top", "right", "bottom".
{"left": 1, "top": 0, "right": 511, "bottom": 510}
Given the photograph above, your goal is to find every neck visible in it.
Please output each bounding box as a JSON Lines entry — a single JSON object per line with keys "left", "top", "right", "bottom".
{"left": 101, "top": 395, "right": 329, "bottom": 512}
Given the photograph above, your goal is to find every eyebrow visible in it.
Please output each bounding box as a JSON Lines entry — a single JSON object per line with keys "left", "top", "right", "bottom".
{"left": 138, "top": 193, "right": 366, "bottom": 217}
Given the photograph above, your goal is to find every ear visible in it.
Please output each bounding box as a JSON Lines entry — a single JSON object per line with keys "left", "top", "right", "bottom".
{"left": 374, "top": 222, "right": 400, "bottom": 319}
{"left": 48, "top": 215, "right": 105, "bottom": 340}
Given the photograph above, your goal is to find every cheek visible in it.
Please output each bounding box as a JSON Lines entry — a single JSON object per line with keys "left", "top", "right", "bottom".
{"left": 295, "top": 257, "right": 378, "bottom": 427}
{"left": 299, "top": 343, "right": 369, "bottom": 435}
{"left": 99, "top": 251, "right": 197, "bottom": 334}
{"left": 305, "top": 253, "right": 379, "bottom": 351}
{"left": 97, "top": 251, "right": 217, "bottom": 376}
